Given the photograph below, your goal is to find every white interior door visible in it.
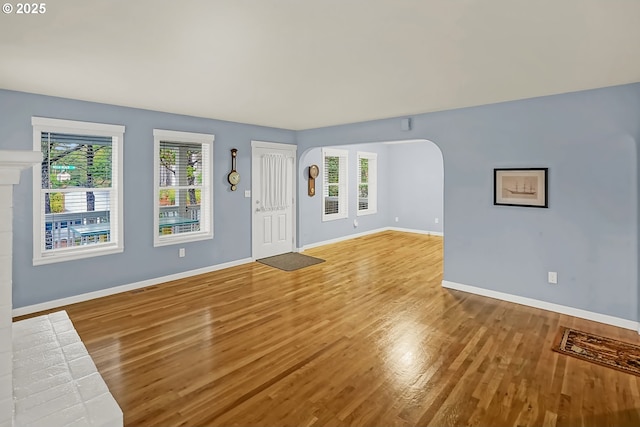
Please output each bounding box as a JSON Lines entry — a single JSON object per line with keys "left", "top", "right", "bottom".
{"left": 252, "top": 141, "right": 296, "bottom": 259}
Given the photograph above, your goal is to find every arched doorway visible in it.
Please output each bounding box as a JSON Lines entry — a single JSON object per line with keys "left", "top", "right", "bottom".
{"left": 296, "top": 138, "right": 444, "bottom": 251}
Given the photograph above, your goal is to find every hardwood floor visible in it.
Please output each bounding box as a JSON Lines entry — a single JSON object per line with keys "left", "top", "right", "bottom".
{"left": 17, "top": 231, "right": 640, "bottom": 426}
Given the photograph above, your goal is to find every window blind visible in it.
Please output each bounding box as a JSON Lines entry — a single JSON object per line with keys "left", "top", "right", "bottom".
{"left": 157, "top": 141, "right": 204, "bottom": 236}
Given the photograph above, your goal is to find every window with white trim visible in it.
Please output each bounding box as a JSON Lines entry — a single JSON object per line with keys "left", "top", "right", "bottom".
{"left": 357, "top": 152, "right": 377, "bottom": 216}
{"left": 322, "top": 148, "right": 348, "bottom": 221}
{"left": 154, "top": 129, "right": 214, "bottom": 247}
{"left": 32, "top": 117, "right": 124, "bottom": 265}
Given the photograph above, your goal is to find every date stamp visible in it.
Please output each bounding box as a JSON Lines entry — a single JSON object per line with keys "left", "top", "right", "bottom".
{"left": 3, "top": 3, "right": 46, "bottom": 14}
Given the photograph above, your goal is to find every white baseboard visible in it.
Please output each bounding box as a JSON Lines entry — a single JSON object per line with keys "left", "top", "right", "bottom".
{"left": 387, "top": 227, "right": 443, "bottom": 237}
{"left": 299, "top": 226, "right": 442, "bottom": 251}
{"left": 12, "top": 257, "right": 254, "bottom": 317}
{"left": 442, "top": 280, "right": 639, "bottom": 331}
{"left": 300, "top": 227, "right": 389, "bottom": 251}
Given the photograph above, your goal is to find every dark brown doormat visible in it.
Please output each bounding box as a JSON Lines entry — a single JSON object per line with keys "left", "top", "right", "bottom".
{"left": 257, "top": 252, "right": 325, "bottom": 271}
{"left": 553, "top": 327, "right": 640, "bottom": 376}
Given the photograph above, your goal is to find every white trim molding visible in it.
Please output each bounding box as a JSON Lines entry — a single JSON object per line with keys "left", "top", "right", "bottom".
{"left": 153, "top": 129, "right": 215, "bottom": 143}
{"left": 0, "top": 150, "right": 41, "bottom": 184}
{"left": 12, "top": 257, "right": 254, "bottom": 317}
{"left": 442, "top": 280, "right": 638, "bottom": 331}
{"left": 356, "top": 151, "right": 377, "bottom": 216}
{"left": 321, "top": 147, "right": 349, "bottom": 222}
{"left": 32, "top": 117, "right": 126, "bottom": 265}
{"left": 251, "top": 140, "right": 298, "bottom": 151}
{"left": 32, "top": 117, "right": 125, "bottom": 136}
{"left": 387, "top": 227, "right": 443, "bottom": 237}
{"left": 153, "top": 129, "right": 215, "bottom": 247}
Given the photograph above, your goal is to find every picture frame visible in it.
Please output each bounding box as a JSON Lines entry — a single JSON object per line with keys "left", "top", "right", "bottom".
{"left": 494, "top": 168, "right": 548, "bottom": 208}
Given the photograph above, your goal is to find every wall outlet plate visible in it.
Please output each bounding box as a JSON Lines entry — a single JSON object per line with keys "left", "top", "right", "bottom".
{"left": 548, "top": 271, "right": 557, "bottom": 284}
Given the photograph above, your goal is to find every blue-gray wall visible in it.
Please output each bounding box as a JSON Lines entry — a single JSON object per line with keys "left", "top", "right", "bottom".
{"left": 297, "top": 83, "right": 640, "bottom": 321}
{"left": 388, "top": 141, "right": 443, "bottom": 234}
{"left": 2, "top": 84, "right": 640, "bottom": 323}
{"left": 0, "top": 90, "right": 295, "bottom": 308}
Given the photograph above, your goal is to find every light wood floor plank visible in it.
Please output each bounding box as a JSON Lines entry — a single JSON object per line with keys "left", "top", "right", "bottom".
{"left": 15, "top": 231, "right": 640, "bottom": 426}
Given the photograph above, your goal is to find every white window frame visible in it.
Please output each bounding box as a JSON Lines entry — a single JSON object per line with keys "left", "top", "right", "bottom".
{"left": 357, "top": 151, "right": 378, "bottom": 216}
{"left": 153, "top": 129, "right": 214, "bottom": 247}
{"left": 322, "top": 148, "right": 349, "bottom": 222}
{"left": 32, "top": 117, "right": 125, "bottom": 265}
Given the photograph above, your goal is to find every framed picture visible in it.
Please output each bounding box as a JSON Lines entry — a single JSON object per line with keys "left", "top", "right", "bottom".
{"left": 494, "top": 168, "right": 548, "bottom": 208}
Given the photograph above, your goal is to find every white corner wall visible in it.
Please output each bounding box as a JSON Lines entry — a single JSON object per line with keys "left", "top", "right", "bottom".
{"left": 0, "top": 150, "right": 40, "bottom": 427}
{"left": 0, "top": 184, "right": 14, "bottom": 427}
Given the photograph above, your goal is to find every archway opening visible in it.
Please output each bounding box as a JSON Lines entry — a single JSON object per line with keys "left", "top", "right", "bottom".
{"left": 296, "top": 138, "right": 444, "bottom": 254}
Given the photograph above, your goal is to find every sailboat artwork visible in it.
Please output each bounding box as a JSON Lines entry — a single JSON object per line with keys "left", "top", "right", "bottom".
{"left": 494, "top": 168, "right": 548, "bottom": 208}
{"left": 505, "top": 179, "right": 537, "bottom": 196}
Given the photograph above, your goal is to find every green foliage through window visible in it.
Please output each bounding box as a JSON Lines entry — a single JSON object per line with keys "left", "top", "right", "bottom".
{"left": 41, "top": 132, "right": 113, "bottom": 214}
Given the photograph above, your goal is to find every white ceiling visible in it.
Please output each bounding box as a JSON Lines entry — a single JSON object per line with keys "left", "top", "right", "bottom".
{"left": 1, "top": 0, "right": 639, "bottom": 130}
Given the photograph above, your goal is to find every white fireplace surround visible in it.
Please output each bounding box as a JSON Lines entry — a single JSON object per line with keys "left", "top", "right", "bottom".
{"left": 0, "top": 150, "right": 41, "bottom": 427}
{"left": 0, "top": 150, "right": 122, "bottom": 427}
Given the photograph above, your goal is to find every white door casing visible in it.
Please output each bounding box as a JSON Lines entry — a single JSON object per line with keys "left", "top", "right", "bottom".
{"left": 251, "top": 141, "right": 297, "bottom": 259}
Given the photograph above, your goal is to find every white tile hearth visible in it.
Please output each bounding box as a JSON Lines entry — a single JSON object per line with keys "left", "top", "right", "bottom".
{"left": 13, "top": 311, "right": 122, "bottom": 427}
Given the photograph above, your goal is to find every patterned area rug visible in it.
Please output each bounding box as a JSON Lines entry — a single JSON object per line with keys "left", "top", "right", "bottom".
{"left": 257, "top": 252, "right": 325, "bottom": 271}
{"left": 553, "top": 327, "right": 640, "bottom": 376}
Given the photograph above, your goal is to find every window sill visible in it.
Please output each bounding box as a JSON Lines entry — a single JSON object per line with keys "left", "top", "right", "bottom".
{"left": 322, "top": 214, "right": 348, "bottom": 222}
{"left": 154, "top": 232, "right": 213, "bottom": 247}
{"left": 33, "top": 245, "right": 124, "bottom": 266}
{"left": 356, "top": 210, "right": 377, "bottom": 217}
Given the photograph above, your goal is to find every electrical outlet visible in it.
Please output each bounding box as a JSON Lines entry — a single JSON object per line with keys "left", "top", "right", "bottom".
{"left": 395, "top": 217, "right": 399, "bottom": 222}
{"left": 548, "top": 271, "right": 557, "bottom": 284}
{"left": 244, "top": 190, "right": 251, "bottom": 198}
{"left": 435, "top": 217, "right": 439, "bottom": 224}
{"left": 179, "top": 248, "right": 185, "bottom": 258}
